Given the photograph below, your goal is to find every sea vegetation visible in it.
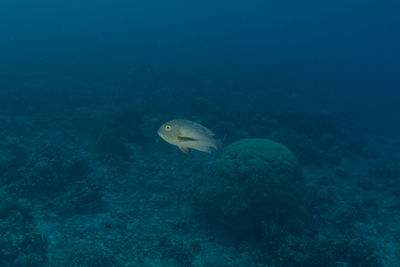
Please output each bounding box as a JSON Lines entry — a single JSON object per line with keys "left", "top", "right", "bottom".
{"left": 65, "top": 242, "right": 122, "bottom": 267}
{"left": 70, "top": 105, "right": 147, "bottom": 170}
{"left": 0, "top": 139, "right": 30, "bottom": 184}
{"left": 252, "top": 232, "right": 378, "bottom": 266}
{"left": 160, "top": 237, "right": 200, "bottom": 267}
{"left": 53, "top": 181, "right": 106, "bottom": 215}
{"left": 265, "top": 108, "right": 363, "bottom": 165}
{"left": 0, "top": 189, "right": 48, "bottom": 266}
{"left": 371, "top": 156, "right": 400, "bottom": 194}
{"left": 29, "top": 144, "right": 91, "bottom": 196}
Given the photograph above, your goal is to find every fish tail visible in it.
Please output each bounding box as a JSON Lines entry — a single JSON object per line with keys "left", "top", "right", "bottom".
{"left": 214, "top": 135, "right": 226, "bottom": 150}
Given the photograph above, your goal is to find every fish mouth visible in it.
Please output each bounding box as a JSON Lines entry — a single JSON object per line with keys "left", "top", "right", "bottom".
{"left": 157, "top": 129, "right": 166, "bottom": 140}
{"left": 157, "top": 130, "right": 175, "bottom": 146}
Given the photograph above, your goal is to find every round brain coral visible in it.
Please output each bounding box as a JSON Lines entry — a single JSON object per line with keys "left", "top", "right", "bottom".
{"left": 193, "top": 138, "right": 309, "bottom": 236}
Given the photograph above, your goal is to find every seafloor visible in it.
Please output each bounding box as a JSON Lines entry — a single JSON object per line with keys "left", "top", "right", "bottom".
{"left": 0, "top": 69, "right": 399, "bottom": 266}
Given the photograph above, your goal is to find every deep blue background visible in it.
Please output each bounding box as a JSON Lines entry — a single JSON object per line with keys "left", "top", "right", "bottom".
{"left": 1, "top": 0, "right": 399, "bottom": 134}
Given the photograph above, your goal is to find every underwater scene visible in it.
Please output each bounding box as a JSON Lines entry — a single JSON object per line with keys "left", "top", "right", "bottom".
{"left": 0, "top": 0, "right": 399, "bottom": 266}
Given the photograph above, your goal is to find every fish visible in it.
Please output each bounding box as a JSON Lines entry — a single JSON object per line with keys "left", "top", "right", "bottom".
{"left": 157, "top": 119, "right": 219, "bottom": 155}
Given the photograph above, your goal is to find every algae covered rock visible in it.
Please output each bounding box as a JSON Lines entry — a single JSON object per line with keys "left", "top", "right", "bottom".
{"left": 193, "top": 138, "right": 309, "bottom": 236}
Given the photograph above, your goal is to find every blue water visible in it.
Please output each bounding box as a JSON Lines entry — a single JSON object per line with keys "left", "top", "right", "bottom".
{"left": 0, "top": 0, "right": 399, "bottom": 266}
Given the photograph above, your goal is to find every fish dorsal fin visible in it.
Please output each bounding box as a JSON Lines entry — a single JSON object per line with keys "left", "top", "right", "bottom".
{"left": 178, "top": 146, "right": 190, "bottom": 155}
{"left": 200, "top": 125, "right": 215, "bottom": 136}
{"left": 190, "top": 121, "right": 215, "bottom": 136}
{"left": 204, "top": 129, "right": 214, "bottom": 136}
{"left": 178, "top": 136, "right": 198, "bottom": 142}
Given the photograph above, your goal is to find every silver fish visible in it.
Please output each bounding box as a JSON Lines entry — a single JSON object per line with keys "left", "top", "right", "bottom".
{"left": 157, "top": 119, "right": 219, "bottom": 155}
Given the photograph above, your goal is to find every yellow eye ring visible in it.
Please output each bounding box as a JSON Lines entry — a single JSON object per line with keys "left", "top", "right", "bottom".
{"left": 165, "top": 124, "right": 172, "bottom": 131}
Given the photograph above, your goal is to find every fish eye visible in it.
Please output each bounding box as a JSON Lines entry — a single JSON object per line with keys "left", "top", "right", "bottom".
{"left": 164, "top": 124, "right": 172, "bottom": 131}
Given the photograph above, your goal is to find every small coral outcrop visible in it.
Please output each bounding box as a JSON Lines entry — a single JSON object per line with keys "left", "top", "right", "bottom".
{"left": 193, "top": 138, "right": 309, "bottom": 236}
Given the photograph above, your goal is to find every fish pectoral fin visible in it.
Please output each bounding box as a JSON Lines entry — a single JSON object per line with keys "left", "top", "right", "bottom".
{"left": 177, "top": 136, "right": 198, "bottom": 142}
{"left": 178, "top": 146, "right": 190, "bottom": 155}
